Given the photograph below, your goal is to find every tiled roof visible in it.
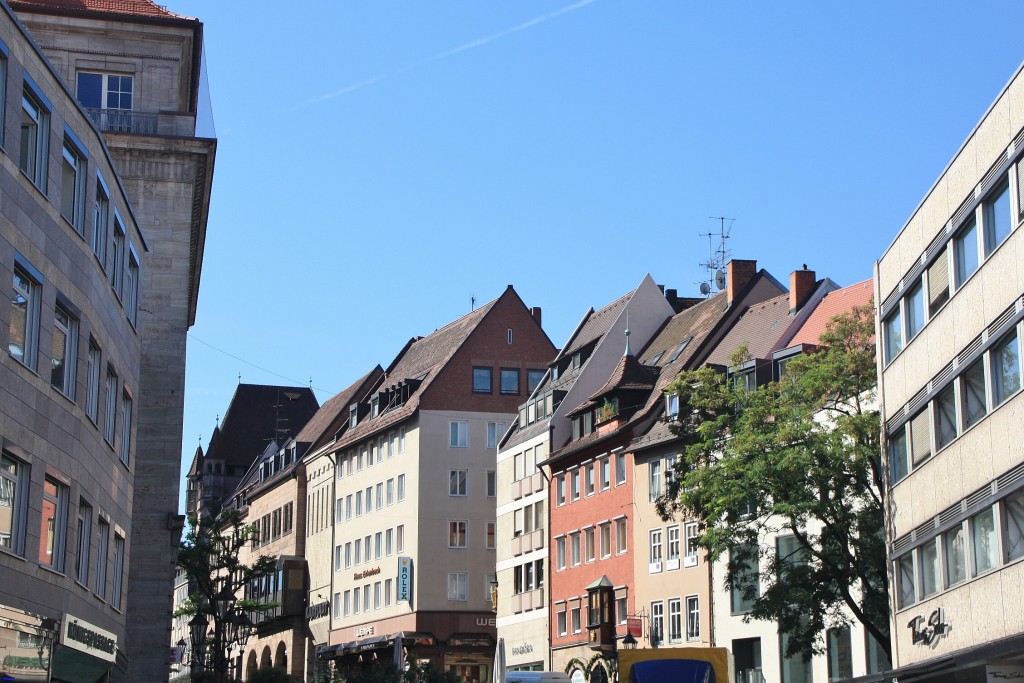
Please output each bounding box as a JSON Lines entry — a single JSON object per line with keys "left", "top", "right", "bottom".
{"left": 205, "top": 384, "right": 320, "bottom": 468}
{"left": 295, "top": 367, "right": 384, "bottom": 453}
{"left": 561, "top": 290, "right": 633, "bottom": 358}
{"left": 588, "top": 354, "right": 656, "bottom": 401}
{"left": 9, "top": 0, "right": 192, "bottom": 20}
{"left": 787, "top": 278, "right": 873, "bottom": 347}
{"left": 703, "top": 293, "right": 794, "bottom": 366}
{"left": 332, "top": 298, "right": 499, "bottom": 449}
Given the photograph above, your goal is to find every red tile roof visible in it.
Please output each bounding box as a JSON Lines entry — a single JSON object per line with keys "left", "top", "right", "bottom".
{"left": 9, "top": 0, "right": 192, "bottom": 21}
{"left": 787, "top": 279, "right": 874, "bottom": 347}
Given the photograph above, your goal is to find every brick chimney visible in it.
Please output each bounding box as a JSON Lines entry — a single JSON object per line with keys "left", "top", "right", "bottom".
{"left": 727, "top": 259, "right": 757, "bottom": 305}
{"left": 790, "top": 267, "right": 816, "bottom": 313}
{"left": 531, "top": 307, "right": 542, "bottom": 327}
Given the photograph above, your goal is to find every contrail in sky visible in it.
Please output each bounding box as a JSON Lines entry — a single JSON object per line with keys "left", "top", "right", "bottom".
{"left": 306, "top": 0, "right": 596, "bottom": 105}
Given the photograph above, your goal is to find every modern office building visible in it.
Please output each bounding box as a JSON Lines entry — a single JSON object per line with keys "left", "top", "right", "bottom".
{"left": 8, "top": 0, "right": 217, "bottom": 678}
{"left": 877, "top": 63, "right": 1024, "bottom": 683}
{"left": 0, "top": 0, "right": 148, "bottom": 678}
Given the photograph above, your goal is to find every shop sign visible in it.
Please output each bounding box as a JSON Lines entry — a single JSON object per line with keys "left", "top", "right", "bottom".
{"left": 907, "top": 607, "right": 950, "bottom": 646}
{"left": 398, "top": 557, "right": 413, "bottom": 602}
{"left": 62, "top": 615, "right": 117, "bottom": 662}
{"left": 626, "top": 617, "right": 642, "bottom": 637}
{"left": 354, "top": 566, "right": 381, "bottom": 580}
{"left": 511, "top": 643, "right": 533, "bottom": 657}
{"left": 987, "top": 665, "right": 1024, "bottom": 681}
{"left": 306, "top": 601, "right": 330, "bottom": 620}
{"left": 356, "top": 627, "right": 374, "bottom": 637}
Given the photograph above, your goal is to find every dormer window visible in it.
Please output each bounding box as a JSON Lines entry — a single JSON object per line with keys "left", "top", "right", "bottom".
{"left": 371, "top": 395, "right": 379, "bottom": 418}
{"left": 665, "top": 394, "right": 680, "bottom": 420}
{"left": 349, "top": 404, "right": 358, "bottom": 428}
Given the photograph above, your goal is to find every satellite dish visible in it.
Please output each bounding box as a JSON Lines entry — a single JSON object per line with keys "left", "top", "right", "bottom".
{"left": 699, "top": 282, "right": 711, "bottom": 296}
{"left": 714, "top": 269, "right": 726, "bottom": 290}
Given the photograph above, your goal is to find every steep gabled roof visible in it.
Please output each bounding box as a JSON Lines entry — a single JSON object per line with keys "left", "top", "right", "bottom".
{"left": 9, "top": 0, "right": 193, "bottom": 21}
{"left": 332, "top": 295, "right": 502, "bottom": 449}
{"left": 786, "top": 278, "right": 873, "bottom": 347}
{"left": 205, "top": 384, "right": 319, "bottom": 468}
{"left": 703, "top": 293, "right": 794, "bottom": 366}
{"left": 561, "top": 291, "right": 633, "bottom": 359}
{"left": 295, "top": 367, "right": 384, "bottom": 454}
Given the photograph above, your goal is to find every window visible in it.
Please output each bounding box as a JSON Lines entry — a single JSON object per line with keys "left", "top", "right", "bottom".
{"left": 376, "top": 482, "right": 383, "bottom": 509}
{"left": 486, "top": 470, "right": 496, "bottom": 497}
{"left": 616, "top": 596, "right": 628, "bottom": 624}
{"left": 125, "top": 251, "right": 140, "bottom": 326}
{"left": 585, "top": 465, "right": 595, "bottom": 496}
{"left": 334, "top": 544, "right": 343, "bottom": 571}
{"left": 649, "top": 529, "right": 663, "bottom": 571}
{"left": 897, "top": 553, "right": 915, "bottom": 609}
{"left": 447, "top": 572, "right": 467, "bottom": 601}
{"left": 984, "top": 181, "right": 1011, "bottom": 254}
{"left": 556, "top": 476, "right": 565, "bottom": 505}
{"left": 918, "top": 538, "right": 938, "bottom": 599}
{"left": 883, "top": 308, "right": 903, "bottom": 363}
{"left": 110, "top": 217, "right": 125, "bottom": 298}
{"left": 686, "top": 596, "right": 700, "bottom": 642}
{"left": 365, "top": 486, "right": 373, "bottom": 513}
{"left": 905, "top": 283, "right": 925, "bottom": 340}
{"left": 992, "top": 331, "right": 1021, "bottom": 407}
{"left": 449, "top": 521, "right": 468, "bottom": 548}
{"left": 616, "top": 452, "right": 626, "bottom": 484}
{"left": 473, "top": 367, "right": 492, "bottom": 393}
{"left": 342, "top": 591, "right": 350, "bottom": 617}
{"left": 960, "top": 358, "right": 986, "bottom": 431}
{"left": 585, "top": 527, "right": 596, "bottom": 563}
{"left": 375, "top": 532, "right": 382, "bottom": 559}
{"left": 486, "top": 522, "right": 495, "bottom": 549}
{"left": 666, "top": 598, "right": 682, "bottom": 643}
{"left": 730, "top": 544, "right": 759, "bottom": 614}
{"left": 928, "top": 251, "right": 950, "bottom": 315}
{"left": 888, "top": 427, "right": 909, "bottom": 485}
{"left": 557, "top": 609, "right": 567, "bottom": 636}
{"left": 827, "top": 628, "right": 853, "bottom": 682}
{"left": 616, "top": 518, "right": 627, "bottom": 554}
{"left": 111, "top": 533, "right": 124, "bottom": 609}
{"left": 94, "top": 518, "right": 108, "bottom": 598}
{"left": 385, "top": 578, "right": 393, "bottom": 606}
{"left": 344, "top": 542, "right": 351, "bottom": 568}
{"left": 649, "top": 460, "right": 662, "bottom": 502}
{"left": 954, "top": 219, "right": 979, "bottom": 288}
{"left": 119, "top": 391, "right": 132, "bottom": 465}
{"left": 284, "top": 502, "right": 293, "bottom": 534}
{"left": 450, "top": 421, "right": 468, "bottom": 448}
{"left": 571, "top": 470, "right": 580, "bottom": 501}
{"left": 355, "top": 490, "right": 363, "bottom": 516}
{"left": 354, "top": 538, "right": 362, "bottom": 564}
{"left": 374, "top": 581, "right": 382, "bottom": 609}
{"left": 93, "top": 180, "right": 109, "bottom": 266}
{"left": 40, "top": 478, "right": 68, "bottom": 570}
{"left": 397, "top": 474, "right": 406, "bottom": 502}
{"left": 500, "top": 368, "right": 520, "bottom": 394}
{"left": 666, "top": 525, "right": 680, "bottom": 568}
{"left": 0, "top": 454, "right": 27, "bottom": 554}
{"left": 386, "top": 479, "right": 394, "bottom": 506}
{"left": 527, "top": 369, "right": 545, "bottom": 394}
{"left": 570, "top": 532, "right": 581, "bottom": 566}
{"left": 0, "top": 52, "right": 6, "bottom": 144}
{"left": 20, "top": 84, "right": 49, "bottom": 188}
{"left": 399, "top": 427, "right": 406, "bottom": 452}
{"left": 600, "top": 458, "right": 610, "bottom": 490}
{"left": 684, "top": 522, "right": 699, "bottom": 566}
{"left": 486, "top": 422, "right": 505, "bottom": 449}
{"left": 934, "top": 384, "right": 957, "bottom": 450}
{"left": 85, "top": 343, "right": 101, "bottom": 424}
{"left": 345, "top": 495, "right": 353, "bottom": 520}
{"left": 77, "top": 72, "right": 133, "bottom": 111}
{"left": 11, "top": 265, "right": 40, "bottom": 369}
{"left": 449, "top": 469, "right": 468, "bottom": 496}
{"left": 650, "top": 601, "right": 664, "bottom": 645}
{"left": 51, "top": 305, "right": 78, "bottom": 397}
{"left": 571, "top": 606, "right": 581, "bottom": 633}
{"left": 600, "top": 524, "right": 611, "bottom": 559}
{"left": 1005, "top": 491, "right": 1024, "bottom": 563}
{"left": 944, "top": 522, "right": 966, "bottom": 587}
{"left": 780, "top": 629, "right": 812, "bottom": 683}
{"left": 972, "top": 506, "right": 998, "bottom": 575}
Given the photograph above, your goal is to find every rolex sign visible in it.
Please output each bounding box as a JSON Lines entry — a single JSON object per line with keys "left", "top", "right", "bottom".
{"left": 398, "top": 557, "right": 413, "bottom": 602}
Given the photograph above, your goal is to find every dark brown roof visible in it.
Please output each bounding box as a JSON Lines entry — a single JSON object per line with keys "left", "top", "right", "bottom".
{"left": 561, "top": 291, "right": 633, "bottom": 358}
{"left": 583, "top": 354, "right": 656, "bottom": 404}
{"left": 205, "top": 384, "right": 319, "bottom": 468}
{"left": 295, "top": 367, "right": 384, "bottom": 453}
{"left": 9, "top": 0, "right": 192, "bottom": 21}
{"left": 703, "top": 293, "right": 794, "bottom": 366}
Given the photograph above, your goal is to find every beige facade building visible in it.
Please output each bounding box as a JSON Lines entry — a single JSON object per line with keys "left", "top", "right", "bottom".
{"left": 877, "top": 63, "right": 1024, "bottom": 682}
{"left": 8, "top": 0, "right": 217, "bottom": 678}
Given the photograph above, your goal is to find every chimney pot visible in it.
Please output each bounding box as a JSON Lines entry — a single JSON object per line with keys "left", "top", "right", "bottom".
{"left": 727, "top": 259, "right": 758, "bottom": 305}
{"left": 789, "top": 268, "right": 817, "bottom": 312}
{"left": 531, "top": 307, "right": 542, "bottom": 327}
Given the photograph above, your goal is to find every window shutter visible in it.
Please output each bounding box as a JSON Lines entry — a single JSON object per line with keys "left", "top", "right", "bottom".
{"left": 910, "top": 409, "right": 932, "bottom": 465}
{"left": 928, "top": 252, "right": 949, "bottom": 314}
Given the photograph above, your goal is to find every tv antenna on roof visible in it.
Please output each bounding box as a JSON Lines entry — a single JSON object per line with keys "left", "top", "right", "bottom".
{"left": 697, "top": 216, "right": 733, "bottom": 296}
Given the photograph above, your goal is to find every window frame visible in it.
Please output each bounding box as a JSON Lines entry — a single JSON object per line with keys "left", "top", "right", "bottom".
{"left": 0, "top": 453, "right": 29, "bottom": 556}
{"left": 11, "top": 263, "right": 41, "bottom": 370}
{"left": 500, "top": 368, "right": 520, "bottom": 395}
{"left": 51, "top": 302, "right": 78, "bottom": 397}
{"left": 449, "top": 469, "right": 468, "bottom": 497}
{"left": 449, "top": 520, "right": 468, "bottom": 549}
{"left": 472, "top": 366, "right": 493, "bottom": 393}
{"left": 449, "top": 420, "right": 469, "bottom": 448}
{"left": 40, "top": 477, "right": 69, "bottom": 571}
{"left": 447, "top": 572, "right": 468, "bottom": 601}
{"left": 60, "top": 131, "right": 87, "bottom": 232}
{"left": 19, "top": 79, "right": 50, "bottom": 190}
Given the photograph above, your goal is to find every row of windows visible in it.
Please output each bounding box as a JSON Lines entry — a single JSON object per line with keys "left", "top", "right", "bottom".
{"left": 555, "top": 595, "right": 628, "bottom": 637}
{"left": 648, "top": 454, "right": 679, "bottom": 503}
{"left": 334, "top": 569, "right": 493, "bottom": 619}
{"left": 10, "top": 257, "right": 134, "bottom": 465}
{"left": 337, "top": 428, "right": 406, "bottom": 476}
{"left": 336, "top": 475, "right": 405, "bottom": 523}
{"left": 554, "top": 452, "right": 627, "bottom": 506}
{"left": 888, "top": 327, "right": 1021, "bottom": 484}
{"left": 510, "top": 443, "right": 543, "bottom": 483}
{"left": 554, "top": 517, "right": 628, "bottom": 569}
{"left": 728, "top": 535, "right": 805, "bottom": 615}
{"left": 252, "top": 502, "right": 294, "bottom": 548}
{"left": 512, "top": 558, "right": 544, "bottom": 595}
{"left": 882, "top": 157, "right": 1021, "bottom": 365}
{"left": 649, "top": 596, "right": 700, "bottom": 644}
{"left": 472, "top": 366, "right": 545, "bottom": 396}
{"left": 0, "top": 454, "right": 124, "bottom": 608}
{"left": 895, "top": 488, "right": 1024, "bottom": 609}
{"left": 335, "top": 524, "right": 406, "bottom": 570}
{"left": 648, "top": 522, "right": 700, "bottom": 572}
{"left": 446, "top": 520, "right": 496, "bottom": 550}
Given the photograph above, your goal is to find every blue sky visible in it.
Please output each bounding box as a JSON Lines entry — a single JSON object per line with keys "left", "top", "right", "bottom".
{"left": 168, "top": 0, "right": 1023, "bottom": 511}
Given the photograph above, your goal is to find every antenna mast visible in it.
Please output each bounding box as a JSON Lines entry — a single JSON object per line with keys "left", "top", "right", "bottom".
{"left": 697, "top": 217, "right": 733, "bottom": 296}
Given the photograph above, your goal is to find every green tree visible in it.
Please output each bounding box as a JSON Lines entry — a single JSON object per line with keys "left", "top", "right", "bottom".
{"left": 661, "top": 304, "right": 889, "bottom": 661}
{"left": 176, "top": 507, "right": 279, "bottom": 683}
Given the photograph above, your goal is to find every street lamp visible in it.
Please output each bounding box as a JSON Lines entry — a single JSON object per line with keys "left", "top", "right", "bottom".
{"left": 621, "top": 633, "right": 637, "bottom": 650}
{"left": 189, "top": 613, "right": 208, "bottom": 674}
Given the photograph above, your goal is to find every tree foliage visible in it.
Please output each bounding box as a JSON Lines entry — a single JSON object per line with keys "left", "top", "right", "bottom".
{"left": 660, "top": 304, "right": 889, "bottom": 660}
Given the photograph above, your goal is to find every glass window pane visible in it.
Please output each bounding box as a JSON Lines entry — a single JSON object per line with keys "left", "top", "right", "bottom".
{"left": 954, "top": 219, "right": 979, "bottom": 287}
{"left": 884, "top": 310, "right": 903, "bottom": 363}
{"left": 897, "top": 555, "right": 915, "bottom": 608}
{"left": 906, "top": 283, "right": 924, "bottom": 340}
{"left": 992, "top": 331, "right": 1021, "bottom": 407}
{"left": 1005, "top": 491, "right": 1024, "bottom": 563}
{"left": 934, "top": 385, "right": 957, "bottom": 450}
{"left": 944, "top": 524, "right": 966, "bottom": 587}
{"left": 928, "top": 252, "right": 950, "bottom": 315}
{"left": 889, "top": 427, "right": 908, "bottom": 484}
{"left": 984, "top": 182, "right": 1011, "bottom": 254}
{"left": 920, "top": 538, "right": 940, "bottom": 598}
{"left": 76, "top": 72, "right": 102, "bottom": 108}
{"left": 961, "top": 359, "right": 987, "bottom": 430}
{"left": 972, "top": 507, "right": 998, "bottom": 575}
